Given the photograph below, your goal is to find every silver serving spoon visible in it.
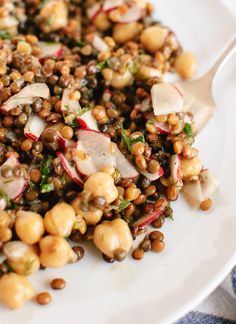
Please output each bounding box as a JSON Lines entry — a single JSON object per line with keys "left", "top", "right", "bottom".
{"left": 177, "top": 36, "right": 236, "bottom": 134}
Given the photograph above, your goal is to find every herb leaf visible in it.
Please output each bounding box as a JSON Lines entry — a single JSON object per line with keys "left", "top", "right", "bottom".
{"left": 76, "top": 40, "right": 85, "bottom": 48}
{"left": 116, "top": 199, "right": 130, "bottom": 212}
{"left": 121, "top": 124, "right": 145, "bottom": 152}
{"left": 129, "top": 62, "right": 139, "bottom": 74}
{"left": 0, "top": 30, "right": 10, "bottom": 40}
{"left": 183, "top": 123, "right": 193, "bottom": 137}
{"left": 40, "top": 155, "right": 54, "bottom": 193}
{"left": 41, "top": 155, "right": 53, "bottom": 176}
{"left": 96, "top": 60, "right": 108, "bottom": 71}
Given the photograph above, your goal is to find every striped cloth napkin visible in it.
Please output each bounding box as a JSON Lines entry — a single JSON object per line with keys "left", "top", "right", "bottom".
{"left": 177, "top": 267, "right": 236, "bottom": 323}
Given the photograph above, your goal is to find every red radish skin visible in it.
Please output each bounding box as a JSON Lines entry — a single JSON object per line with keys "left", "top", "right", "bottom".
{"left": 155, "top": 122, "right": 170, "bottom": 134}
{"left": 134, "top": 199, "right": 168, "bottom": 228}
{"left": 24, "top": 115, "right": 46, "bottom": 142}
{"left": 1, "top": 83, "right": 50, "bottom": 112}
{"left": 103, "top": 0, "right": 124, "bottom": 12}
{"left": 77, "top": 110, "right": 98, "bottom": 131}
{"left": 170, "top": 155, "right": 183, "bottom": 186}
{"left": 57, "top": 152, "right": 83, "bottom": 186}
{"left": 0, "top": 156, "right": 27, "bottom": 200}
{"left": 87, "top": 3, "right": 101, "bottom": 19}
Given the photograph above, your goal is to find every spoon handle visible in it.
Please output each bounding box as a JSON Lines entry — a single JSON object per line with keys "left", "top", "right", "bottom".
{"left": 205, "top": 36, "right": 236, "bottom": 81}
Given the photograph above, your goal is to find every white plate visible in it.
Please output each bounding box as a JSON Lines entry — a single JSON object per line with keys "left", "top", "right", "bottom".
{"left": 1, "top": 1, "right": 236, "bottom": 323}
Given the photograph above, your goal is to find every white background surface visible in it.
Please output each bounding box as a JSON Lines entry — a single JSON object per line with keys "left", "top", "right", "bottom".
{"left": 0, "top": 1, "right": 236, "bottom": 324}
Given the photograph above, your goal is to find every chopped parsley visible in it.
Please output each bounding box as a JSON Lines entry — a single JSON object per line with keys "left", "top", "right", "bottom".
{"left": 121, "top": 124, "right": 145, "bottom": 152}
{"left": 0, "top": 190, "right": 9, "bottom": 205}
{"left": 116, "top": 199, "right": 130, "bottom": 212}
{"left": 96, "top": 60, "right": 108, "bottom": 71}
{"left": 41, "top": 183, "right": 54, "bottom": 193}
{"left": 0, "top": 30, "right": 10, "bottom": 40}
{"left": 76, "top": 40, "right": 85, "bottom": 48}
{"left": 40, "top": 155, "right": 54, "bottom": 193}
{"left": 183, "top": 123, "right": 193, "bottom": 137}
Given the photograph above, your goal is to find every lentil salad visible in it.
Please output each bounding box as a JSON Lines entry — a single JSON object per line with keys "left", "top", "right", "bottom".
{"left": 0, "top": 0, "right": 219, "bottom": 309}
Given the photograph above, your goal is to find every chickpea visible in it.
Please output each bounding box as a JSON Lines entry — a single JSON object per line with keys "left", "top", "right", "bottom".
{"left": 3, "top": 241, "right": 40, "bottom": 276}
{"left": 38, "top": 0, "right": 68, "bottom": 33}
{"left": 140, "top": 25, "right": 168, "bottom": 53}
{"left": 0, "top": 273, "right": 34, "bottom": 309}
{"left": 138, "top": 65, "right": 161, "bottom": 80}
{"left": 181, "top": 157, "right": 203, "bottom": 181}
{"left": 0, "top": 226, "right": 12, "bottom": 242}
{"left": 113, "top": 22, "right": 142, "bottom": 44}
{"left": 174, "top": 52, "right": 197, "bottom": 79}
{"left": 71, "top": 197, "right": 103, "bottom": 225}
{"left": 84, "top": 172, "right": 118, "bottom": 204}
{"left": 39, "top": 235, "right": 77, "bottom": 268}
{"left": 93, "top": 219, "right": 132, "bottom": 259}
{"left": 110, "top": 70, "right": 133, "bottom": 89}
{"left": 44, "top": 202, "right": 76, "bottom": 237}
{"left": 0, "top": 210, "right": 11, "bottom": 227}
{"left": 15, "top": 210, "right": 44, "bottom": 244}
{"left": 93, "top": 11, "right": 111, "bottom": 31}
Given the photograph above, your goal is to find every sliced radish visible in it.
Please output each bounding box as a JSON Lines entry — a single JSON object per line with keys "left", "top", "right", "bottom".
{"left": 169, "top": 154, "right": 183, "bottom": 187}
{"left": 103, "top": 0, "right": 124, "bottom": 12}
{"left": 182, "top": 181, "right": 203, "bottom": 209}
{"left": 182, "top": 169, "right": 218, "bottom": 208}
{"left": 73, "top": 130, "right": 116, "bottom": 176}
{"left": 114, "top": 147, "right": 138, "bottom": 179}
{"left": 151, "top": 83, "right": 183, "bottom": 116}
{"left": 139, "top": 166, "right": 164, "bottom": 181}
{"left": 134, "top": 199, "right": 168, "bottom": 228}
{"left": 57, "top": 137, "right": 76, "bottom": 150}
{"left": 61, "top": 88, "right": 81, "bottom": 114}
{"left": 24, "top": 115, "right": 46, "bottom": 141}
{"left": 0, "top": 16, "right": 18, "bottom": 29}
{"left": 117, "top": 5, "right": 144, "bottom": 23}
{"left": 0, "top": 156, "right": 26, "bottom": 200}
{"left": 38, "top": 42, "right": 63, "bottom": 59}
{"left": 154, "top": 122, "right": 170, "bottom": 134}
{"left": 1, "top": 83, "right": 50, "bottom": 112}
{"left": 87, "top": 3, "right": 101, "bottom": 19}
{"left": 200, "top": 169, "right": 219, "bottom": 200}
{"left": 92, "top": 35, "right": 109, "bottom": 52}
{"left": 57, "top": 152, "right": 83, "bottom": 186}
{"left": 77, "top": 110, "right": 98, "bottom": 131}
{"left": 0, "top": 198, "right": 7, "bottom": 211}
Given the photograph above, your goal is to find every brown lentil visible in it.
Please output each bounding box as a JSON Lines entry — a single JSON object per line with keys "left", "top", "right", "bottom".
{"left": 30, "top": 168, "right": 42, "bottom": 183}
{"left": 151, "top": 216, "right": 165, "bottom": 228}
{"left": 149, "top": 231, "right": 164, "bottom": 242}
{"left": 151, "top": 240, "right": 165, "bottom": 252}
{"left": 132, "top": 248, "right": 144, "bottom": 260}
{"left": 145, "top": 185, "right": 156, "bottom": 196}
{"left": 21, "top": 139, "right": 33, "bottom": 152}
{"left": 50, "top": 278, "right": 66, "bottom": 290}
{"left": 72, "top": 246, "right": 85, "bottom": 261}
{"left": 114, "top": 248, "right": 127, "bottom": 262}
{"left": 131, "top": 142, "right": 145, "bottom": 156}
{"left": 200, "top": 199, "right": 212, "bottom": 211}
{"left": 36, "top": 292, "right": 52, "bottom": 305}
{"left": 166, "top": 186, "right": 178, "bottom": 201}
{"left": 135, "top": 156, "right": 147, "bottom": 171}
